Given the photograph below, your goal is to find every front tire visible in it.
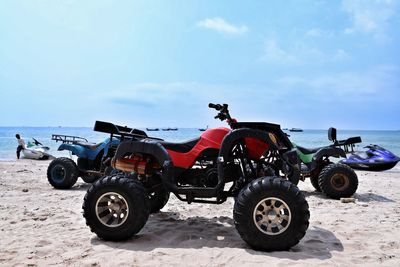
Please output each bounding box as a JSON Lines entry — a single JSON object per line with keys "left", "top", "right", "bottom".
{"left": 82, "top": 175, "right": 150, "bottom": 241}
{"left": 310, "top": 175, "right": 321, "bottom": 191}
{"left": 233, "top": 176, "right": 309, "bottom": 251}
{"left": 318, "top": 163, "right": 358, "bottom": 199}
{"left": 47, "top": 157, "right": 79, "bottom": 189}
{"left": 149, "top": 186, "right": 170, "bottom": 213}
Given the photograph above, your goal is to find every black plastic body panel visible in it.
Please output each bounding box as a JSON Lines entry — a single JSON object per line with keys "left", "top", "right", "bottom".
{"left": 94, "top": 121, "right": 149, "bottom": 139}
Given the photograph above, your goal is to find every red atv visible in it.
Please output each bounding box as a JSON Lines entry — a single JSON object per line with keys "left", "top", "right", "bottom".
{"left": 82, "top": 103, "right": 310, "bottom": 251}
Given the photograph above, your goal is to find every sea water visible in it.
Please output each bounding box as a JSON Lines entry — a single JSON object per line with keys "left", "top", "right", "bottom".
{"left": 1, "top": 127, "right": 399, "bottom": 169}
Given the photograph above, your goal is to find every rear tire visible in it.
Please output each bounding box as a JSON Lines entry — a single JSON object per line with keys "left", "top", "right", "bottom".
{"left": 82, "top": 175, "right": 150, "bottom": 241}
{"left": 47, "top": 157, "right": 79, "bottom": 189}
{"left": 318, "top": 163, "right": 358, "bottom": 199}
{"left": 233, "top": 176, "right": 310, "bottom": 251}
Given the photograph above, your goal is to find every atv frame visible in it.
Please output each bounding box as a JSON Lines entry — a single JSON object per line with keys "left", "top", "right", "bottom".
{"left": 83, "top": 103, "right": 310, "bottom": 251}
{"left": 111, "top": 112, "right": 300, "bottom": 204}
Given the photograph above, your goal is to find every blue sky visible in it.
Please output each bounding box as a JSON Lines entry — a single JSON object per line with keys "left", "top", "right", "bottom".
{"left": 1, "top": 0, "right": 399, "bottom": 129}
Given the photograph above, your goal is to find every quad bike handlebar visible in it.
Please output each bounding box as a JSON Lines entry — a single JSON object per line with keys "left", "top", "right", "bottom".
{"left": 208, "top": 103, "right": 224, "bottom": 111}
{"left": 208, "top": 103, "right": 236, "bottom": 125}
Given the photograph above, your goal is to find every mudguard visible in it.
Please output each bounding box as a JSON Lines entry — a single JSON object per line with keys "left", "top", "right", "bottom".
{"left": 58, "top": 143, "right": 89, "bottom": 158}
{"left": 112, "top": 139, "right": 171, "bottom": 169}
{"left": 112, "top": 139, "right": 177, "bottom": 190}
{"left": 312, "top": 147, "right": 346, "bottom": 161}
{"left": 57, "top": 138, "right": 115, "bottom": 160}
{"left": 217, "top": 128, "right": 300, "bottom": 187}
{"left": 308, "top": 146, "right": 347, "bottom": 171}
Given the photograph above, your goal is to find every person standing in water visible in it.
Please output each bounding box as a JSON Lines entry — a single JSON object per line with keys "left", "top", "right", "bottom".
{"left": 15, "top": 134, "right": 25, "bottom": 159}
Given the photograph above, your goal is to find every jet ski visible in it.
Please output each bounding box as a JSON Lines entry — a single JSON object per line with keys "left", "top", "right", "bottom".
{"left": 22, "top": 138, "right": 55, "bottom": 160}
{"left": 340, "top": 145, "right": 400, "bottom": 171}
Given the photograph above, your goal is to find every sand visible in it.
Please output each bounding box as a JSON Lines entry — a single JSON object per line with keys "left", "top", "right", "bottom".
{"left": 0, "top": 159, "right": 399, "bottom": 266}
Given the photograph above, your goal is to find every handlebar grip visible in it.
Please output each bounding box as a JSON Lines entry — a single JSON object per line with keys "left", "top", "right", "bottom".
{"left": 209, "top": 103, "right": 222, "bottom": 111}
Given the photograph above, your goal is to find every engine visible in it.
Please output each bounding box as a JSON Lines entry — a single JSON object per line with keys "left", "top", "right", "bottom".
{"left": 177, "top": 167, "right": 218, "bottom": 187}
{"left": 112, "top": 154, "right": 160, "bottom": 179}
{"left": 177, "top": 161, "right": 241, "bottom": 187}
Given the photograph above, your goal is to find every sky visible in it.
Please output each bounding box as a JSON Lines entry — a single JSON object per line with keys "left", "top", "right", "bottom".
{"left": 0, "top": 0, "right": 399, "bottom": 130}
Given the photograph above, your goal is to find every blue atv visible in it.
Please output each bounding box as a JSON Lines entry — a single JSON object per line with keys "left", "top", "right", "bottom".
{"left": 47, "top": 121, "right": 148, "bottom": 189}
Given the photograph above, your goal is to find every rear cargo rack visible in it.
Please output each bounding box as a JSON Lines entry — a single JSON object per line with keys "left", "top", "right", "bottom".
{"left": 94, "top": 121, "right": 163, "bottom": 141}
{"left": 51, "top": 134, "right": 88, "bottom": 144}
{"left": 335, "top": 136, "right": 362, "bottom": 153}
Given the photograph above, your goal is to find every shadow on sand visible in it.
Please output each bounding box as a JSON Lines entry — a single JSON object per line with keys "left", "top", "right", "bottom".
{"left": 354, "top": 192, "right": 394, "bottom": 203}
{"left": 301, "top": 190, "right": 329, "bottom": 200}
{"left": 91, "top": 212, "right": 342, "bottom": 260}
{"left": 302, "top": 189, "right": 395, "bottom": 203}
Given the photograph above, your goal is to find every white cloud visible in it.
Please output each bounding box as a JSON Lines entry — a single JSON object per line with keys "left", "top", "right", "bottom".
{"left": 305, "top": 28, "right": 334, "bottom": 38}
{"left": 261, "top": 40, "right": 349, "bottom": 65}
{"left": 277, "top": 65, "right": 399, "bottom": 98}
{"left": 333, "top": 49, "right": 349, "bottom": 61}
{"left": 196, "top": 17, "right": 248, "bottom": 35}
{"left": 342, "top": 0, "right": 397, "bottom": 42}
{"left": 261, "top": 40, "right": 299, "bottom": 64}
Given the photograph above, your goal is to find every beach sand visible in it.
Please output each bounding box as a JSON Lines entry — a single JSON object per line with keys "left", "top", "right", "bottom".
{"left": 0, "top": 159, "right": 399, "bottom": 266}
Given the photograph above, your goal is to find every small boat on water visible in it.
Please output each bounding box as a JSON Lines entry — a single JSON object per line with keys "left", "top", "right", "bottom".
{"left": 199, "top": 126, "right": 208, "bottom": 131}
{"left": 146, "top": 128, "right": 159, "bottom": 131}
{"left": 162, "top": 128, "right": 178, "bottom": 131}
{"left": 340, "top": 145, "right": 400, "bottom": 171}
{"left": 289, "top": 128, "right": 303, "bottom": 132}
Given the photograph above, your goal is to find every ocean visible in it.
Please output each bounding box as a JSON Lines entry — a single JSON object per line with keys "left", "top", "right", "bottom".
{"left": 1, "top": 127, "right": 399, "bottom": 168}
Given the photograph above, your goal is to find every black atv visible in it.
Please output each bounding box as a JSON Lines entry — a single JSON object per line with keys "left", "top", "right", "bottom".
{"left": 82, "top": 103, "right": 310, "bottom": 251}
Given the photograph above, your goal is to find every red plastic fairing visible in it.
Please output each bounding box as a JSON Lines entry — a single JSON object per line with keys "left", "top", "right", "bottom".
{"left": 166, "top": 127, "right": 230, "bottom": 169}
{"left": 245, "top": 138, "right": 270, "bottom": 160}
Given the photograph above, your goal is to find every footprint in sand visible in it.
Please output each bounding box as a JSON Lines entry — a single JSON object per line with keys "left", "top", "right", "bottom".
{"left": 35, "top": 240, "right": 52, "bottom": 247}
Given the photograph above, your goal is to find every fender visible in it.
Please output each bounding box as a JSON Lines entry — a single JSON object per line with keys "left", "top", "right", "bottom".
{"left": 217, "top": 128, "right": 280, "bottom": 189}
{"left": 112, "top": 139, "right": 171, "bottom": 168}
{"left": 309, "top": 146, "right": 346, "bottom": 171}
{"left": 217, "top": 128, "right": 300, "bottom": 186}
{"left": 312, "top": 147, "right": 346, "bottom": 161}
{"left": 58, "top": 143, "right": 88, "bottom": 158}
{"left": 112, "top": 139, "right": 178, "bottom": 191}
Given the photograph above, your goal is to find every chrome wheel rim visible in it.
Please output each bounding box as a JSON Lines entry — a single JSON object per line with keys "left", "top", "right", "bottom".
{"left": 95, "top": 192, "right": 129, "bottom": 228}
{"left": 253, "top": 197, "right": 291, "bottom": 235}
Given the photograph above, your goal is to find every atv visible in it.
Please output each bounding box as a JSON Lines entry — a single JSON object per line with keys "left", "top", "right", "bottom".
{"left": 82, "top": 103, "right": 310, "bottom": 251}
{"left": 47, "top": 121, "right": 149, "bottom": 189}
{"left": 290, "top": 128, "right": 362, "bottom": 199}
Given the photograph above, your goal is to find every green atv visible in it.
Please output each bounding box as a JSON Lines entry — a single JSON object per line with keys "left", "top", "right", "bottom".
{"left": 263, "top": 127, "right": 361, "bottom": 199}
{"left": 293, "top": 128, "right": 362, "bottom": 199}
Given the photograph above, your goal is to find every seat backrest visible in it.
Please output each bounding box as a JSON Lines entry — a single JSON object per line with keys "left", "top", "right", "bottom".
{"left": 328, "top": 127, "right": 337, "bottom": 142}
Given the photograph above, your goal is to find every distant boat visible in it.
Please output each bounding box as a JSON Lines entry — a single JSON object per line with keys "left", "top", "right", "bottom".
{"left": 146, "top": 128, "right": 159, "bottom": 131}
{"left": 199, "top": 125, "right": 208, "bottom": 131}
{"left": 162, "top": 128, "right": 178, "bottom": 131}
{"left": 289, "top": 128, "right": 303, "bottom": 132}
